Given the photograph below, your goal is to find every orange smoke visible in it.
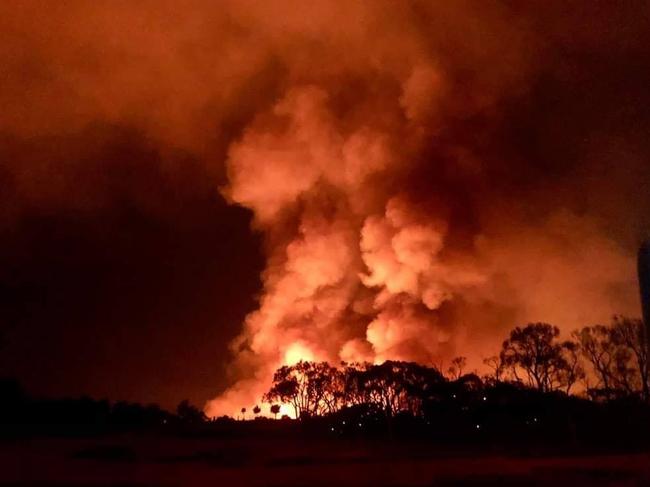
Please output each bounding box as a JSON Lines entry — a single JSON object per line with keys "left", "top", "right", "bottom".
{"left": 0, "top": 1, "right": 645, "bottom": 418}
{"left": 205, "top": 35, "right": 639, "bottom": 416}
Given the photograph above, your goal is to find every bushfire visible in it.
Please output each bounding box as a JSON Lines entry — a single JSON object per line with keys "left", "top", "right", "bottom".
{"left": 201, "top": 1, "right": 643, "bottom": 418}
{"left": 1, "top": 1, "right": 640, "bottom": 418}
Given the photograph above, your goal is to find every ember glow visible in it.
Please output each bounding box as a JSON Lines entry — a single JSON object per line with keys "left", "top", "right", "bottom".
{"left": 1, "top": 1, "right": 648, "bottom": 414}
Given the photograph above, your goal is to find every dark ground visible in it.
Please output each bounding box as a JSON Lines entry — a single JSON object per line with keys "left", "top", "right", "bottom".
{"left": 2, "top": 434, "right": 650, "bottom": 487}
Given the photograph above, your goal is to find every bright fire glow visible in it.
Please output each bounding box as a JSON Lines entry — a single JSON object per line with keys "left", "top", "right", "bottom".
{"left": 284, "top": 341, "right": 315, "bottom": 366}
{"left": 278, "top": 403, "right": 295, "bottom": 419}
{"left": 200, "top": 2, "right": 640, "bottom": 419}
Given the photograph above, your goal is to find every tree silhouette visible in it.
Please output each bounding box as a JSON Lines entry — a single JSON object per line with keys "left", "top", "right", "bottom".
{"left": 611, "top": 316, "right": 649, "bottom": 401}
{"left": 574, "top": 325, "right": 618, "bottom": 393}
{"left": 558, "top": 340, "right": 585, "bottom": 394}
{"left": 264, "top": 366, "right": 301, "bottom": 417}
{"left": 270, "top": 404, "right": 281, "bottom": 419}
{"left": 255, "top": 318, "right": 649, "bottom": 431}
{"left": 500, "top": 323, "right": 574, "bottom": 392}
{"left": 264, "top": 361, "right": 341, "bottom": 418}
{"left": 483, "top": 355, "right": 504, "bottom": 383}
{"left": 575, "top": 317, "right": 648, "bottom": 399}
{"left": 263, "top": 360, "right": 446, "bottom": 418}
{"left": 253, "top": 405, "right": 261, "bottom": 416}
{"left": 447, "top": 356, "right": 467, "bottom": 380}
{"left": 240, "top": 407, "right": 246, "bottom": 420}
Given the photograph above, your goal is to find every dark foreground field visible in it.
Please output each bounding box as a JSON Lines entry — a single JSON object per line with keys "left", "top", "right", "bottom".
{"left": 3, "top": 434, "right": 650, "bottom": 487}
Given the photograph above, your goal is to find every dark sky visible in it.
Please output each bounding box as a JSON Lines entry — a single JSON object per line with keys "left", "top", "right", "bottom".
{"left": 0, "top": 125, "right": 263, "bottom": 408}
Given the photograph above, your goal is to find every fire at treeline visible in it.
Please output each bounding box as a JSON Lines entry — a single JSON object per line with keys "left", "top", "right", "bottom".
{"left": 3, "top": 317, "right": 650, "bottom": 448}
{"left": 242, "top": 317, "right": 649, "bottom": 422}
{"left": 187, "top": 316, "right": 649, "bottom": 446}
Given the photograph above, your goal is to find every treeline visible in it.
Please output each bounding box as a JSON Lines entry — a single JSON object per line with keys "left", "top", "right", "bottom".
{"left": 3, "top": 315, "right": 648, "bottom": 448}
{"left": 497, "top": 316, "right": 648, "bottom": 400}
{"left": 260, "top": 316, "right": 649, "bottom": 420}
{"left": 0, "top": 379, "right": 207, "bottom": 435}
{"left": 232, "top": 317, "right": 650, "bottom": 448}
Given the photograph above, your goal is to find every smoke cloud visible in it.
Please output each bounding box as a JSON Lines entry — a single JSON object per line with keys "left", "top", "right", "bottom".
{"left": 1, "top": 1, "right": 649, "bottom": 415}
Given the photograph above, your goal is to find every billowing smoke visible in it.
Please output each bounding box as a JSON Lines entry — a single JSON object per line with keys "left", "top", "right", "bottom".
{"left": 203, "top": 2, "right": 648, "bottom": 415}
{"left": 1, "top": 1, "right": 648, "bottom": 416}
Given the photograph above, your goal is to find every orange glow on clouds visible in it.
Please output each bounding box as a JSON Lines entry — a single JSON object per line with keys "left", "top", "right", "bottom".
{"left": 0, "top": 1, "right": 645, "bottom": 419}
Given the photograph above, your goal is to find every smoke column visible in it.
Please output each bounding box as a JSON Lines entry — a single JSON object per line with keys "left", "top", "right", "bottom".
{"left": 0, "top": 1, "right": 647, "bottom": 416}
{"left": 203, "top": 2, "right": 645, "bottom": 416}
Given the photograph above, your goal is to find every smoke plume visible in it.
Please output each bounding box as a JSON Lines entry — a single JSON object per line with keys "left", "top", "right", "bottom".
{"left": 1, "top": 1, "right": 649, "bottom": 416}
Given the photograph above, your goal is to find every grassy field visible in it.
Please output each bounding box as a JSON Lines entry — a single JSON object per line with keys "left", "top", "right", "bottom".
{"left": 2, "top": 434, "right": 650, "bottom": 486}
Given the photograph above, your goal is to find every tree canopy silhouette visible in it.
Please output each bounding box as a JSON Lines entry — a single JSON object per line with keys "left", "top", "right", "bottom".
{"left": 499, "top": 322, "right": 585, "bottom": 393}
{"left": 261, "top": 317, "right": 648, "bottom": 422}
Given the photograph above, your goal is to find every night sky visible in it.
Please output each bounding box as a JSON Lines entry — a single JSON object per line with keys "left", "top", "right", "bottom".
{"left": 0, "top": 125, "right": 263, "bottom": 407}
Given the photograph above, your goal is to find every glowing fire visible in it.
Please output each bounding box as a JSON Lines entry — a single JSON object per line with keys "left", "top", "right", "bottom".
{"left": 0, "top": 1, "right": 641, "bottom": 422}
{"left": 201, "top": 2, "right": 640, "bottom": 419}
{"left": 284, "top": 341, "right": 315, "bottom": 366}
{"left": 277, "top": 404, "right": 295, "bottom": 419}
